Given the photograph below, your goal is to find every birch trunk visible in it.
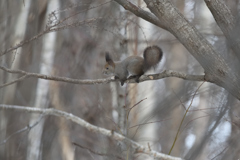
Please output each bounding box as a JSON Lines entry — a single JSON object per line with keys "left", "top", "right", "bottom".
{"left": 26, "top": 0, "right": 59, "bottom": 159}
{"left": 0, "top": 0, "right": 31, "bottom": 157}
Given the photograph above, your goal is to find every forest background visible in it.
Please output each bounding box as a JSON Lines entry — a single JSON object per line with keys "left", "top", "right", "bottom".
{"left": 0, "top": 0, "right": 240, "bottom": 160}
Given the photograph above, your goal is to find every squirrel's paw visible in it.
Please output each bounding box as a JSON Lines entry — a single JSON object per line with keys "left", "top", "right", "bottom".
{"left": 111, "top": 76, "right": 115, "bottom": 80}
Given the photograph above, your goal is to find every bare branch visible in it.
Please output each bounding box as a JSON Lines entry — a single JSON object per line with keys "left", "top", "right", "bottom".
{"left": 49, "top": 18, "right": 101, "bottom": 33}
{"left": 0, "top": 104, "right": 184, "bottom": 160}
{"left": 0, "top": 65, "right": 114, "bottom": 86}
{"left": 128, "top": 118, "right": 172, "bottom": 129}
{"left": 0, "top": 65, "right": 205, "bottom": 87}
{"left": 127, "top": 98, "right": 147, "bottom": 120}
{"left": 0, "top": 75, "right": 28, "bottom": 89}
{"left": 113, "top": 0, "right": 167, "bottom": 30}
{"left": 130, "top": 70, "right": 205, "bottom": 82}
{"left": 0, "top": 114, "right": 44, "bottom": 145}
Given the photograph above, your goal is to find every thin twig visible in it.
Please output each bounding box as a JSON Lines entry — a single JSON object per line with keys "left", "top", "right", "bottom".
{"left": 128, "top": 118, "right": 172, "bottom": 129}
{"left": 73, "top": 142, "right": 123, "bottom": 159}
{"left": 127, "top": 98, "right": 147, "bottom": 120}
{"left": 172, "top": 89, "right": 186, "bottom": 110}
{"left": 180, "top": 115, "right": 211, "bottom": 135}
{"left": 168, "top": 81, "right": 205, "bottom": 155}
{"left": 126, "top": 97, "right": 147, "bottom": 160}
{"left": 210, "top": 146, "right": 228, "bottom": 160}
{"left": 0, "top": 114, "right": 44, "bottom": 145}
{"left": 1, "top": 18, "right": 99, "bottom": 57}
{"left": 0, "top": 75, "right": 28, "bottom": 89}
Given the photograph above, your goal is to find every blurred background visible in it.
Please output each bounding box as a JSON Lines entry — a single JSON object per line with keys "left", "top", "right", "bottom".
{"left": 0, "top": 0, "right": 240, "bottom": 160}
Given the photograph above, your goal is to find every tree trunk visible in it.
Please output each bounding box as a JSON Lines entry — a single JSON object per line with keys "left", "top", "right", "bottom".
{"left": 27, "top": 1, "right": 59, "bottom": 160}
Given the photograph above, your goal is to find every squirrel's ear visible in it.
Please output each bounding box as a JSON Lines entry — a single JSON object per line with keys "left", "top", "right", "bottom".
{"left": 105, "top": 52, "right": 115, "bottom": 66}
{"left": 105, "top": 52, "right": 112, "bottom": 62}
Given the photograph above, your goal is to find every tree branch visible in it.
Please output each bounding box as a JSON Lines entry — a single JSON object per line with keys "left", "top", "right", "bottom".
{"left": 129, "top": 70, "right": 205, "bottom": 82}
{"left": 0, "top": 65, "right": 205, "bottom": 88}
{"left": 0, "top": 104, "right": 184, "bottom": 160}
{"left": 0, "top": 75, "right": 29, "bottom": 89}
{"left": 0, "top": 65, "right": 114, "bottom": 87}
{"left": 204, "top": 0, "right": 240, "bottom": 61}
{"left": 113, "top": 0, "right": 167, "bottom": 30}
{"left": 0, "top": 114, "right": 44, "bottom": 145}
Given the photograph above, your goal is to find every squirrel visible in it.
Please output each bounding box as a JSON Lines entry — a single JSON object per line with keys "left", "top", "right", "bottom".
{"left": 102, "top": 45, "right": 163, "bottom": 86}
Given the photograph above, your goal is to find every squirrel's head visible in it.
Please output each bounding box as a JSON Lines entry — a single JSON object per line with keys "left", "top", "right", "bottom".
{"left": 102, "top": 52, "right": 115, "bottom": 76}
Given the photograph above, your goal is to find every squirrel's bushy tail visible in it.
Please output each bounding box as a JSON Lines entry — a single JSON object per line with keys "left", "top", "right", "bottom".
{"left": 143, "top": 45, "right": 163, "bottom": 72}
